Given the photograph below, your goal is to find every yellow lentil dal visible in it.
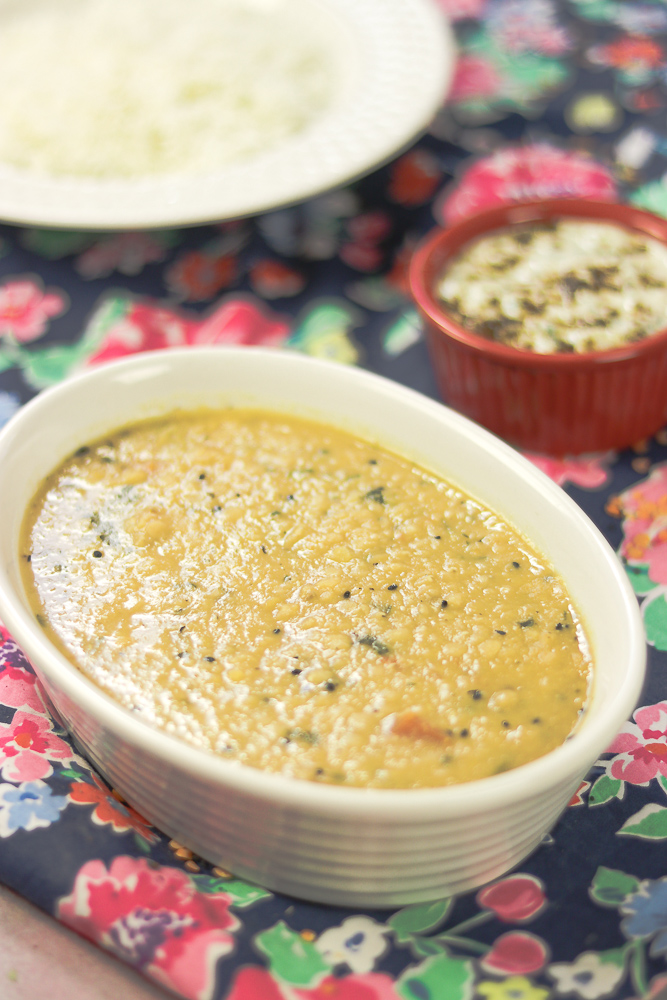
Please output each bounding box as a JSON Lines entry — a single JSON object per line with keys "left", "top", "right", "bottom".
{"left": 21, "top": 409, "right": 592, "bottom": 789}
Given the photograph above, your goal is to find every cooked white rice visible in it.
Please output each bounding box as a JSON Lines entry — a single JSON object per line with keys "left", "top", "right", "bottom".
{"left": 0, "top": 0, "right": 334, "bottom": 178}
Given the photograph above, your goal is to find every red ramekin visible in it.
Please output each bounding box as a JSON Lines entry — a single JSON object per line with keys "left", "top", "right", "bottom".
{"left": 409, "top": 198, "right": 667, "bottom": 454}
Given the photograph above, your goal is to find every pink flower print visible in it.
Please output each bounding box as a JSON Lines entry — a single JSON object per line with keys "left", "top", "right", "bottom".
{"left": 480, "top": 933, "right": 549, "bottom": 975}
{"left": 477, "top": 874, "right": 546, "bottom": 922}
{"left": 435, "top": 0, "right": 486, "bottom": 20}
{"left": 76, "top": 232, "right": 173, "bottom": 280}
{"left": 0, "top": 278, "right": 67, "bottom": 344}
{"left": 58, "top": 856, "right": 239, "bottom": 1000}
{"left": 450, "top": 54, "right": 503, "bottom": 103}
{"left": 524, "top": 453, "right": 612, "bottom": 489}
{"left": 0, "top": 710, "right": 72, "bottom": 781}
{"left": 612, "top": 464, "right": 667, "bottom": 585}
{"left": 486, "top": 0, "right": 573, "bottom": 57}
{"left": 0, "top": 664, "right": 46, "bottom": 713}
{"left": 605, "top": 700, "right": 667, "bottom": 785}
{"left": 438, "top": 145, "right": 617, "bottom": 226}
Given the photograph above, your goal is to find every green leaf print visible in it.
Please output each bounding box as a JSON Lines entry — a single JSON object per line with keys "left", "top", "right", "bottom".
{"left": 288, "top": 302, "right": 361, "bottom": 365}
{"left": 388, "top": 899, "right": 454, "bottom": 942}
{"left": 590, "top": 866, "right": 642, "bottom": 908}
{"left": 382, "top": 309, "right": 423, "bottom": 357}
{"left": 454, "top": 30, "right": 570, "bottom": 119}
{"left": 410, "top": 938, "right": 449, "bottom": 958}
{"left": 255, "top": 921, "right": 330, "bottom": 986}
{"left": 658, "top": 774, "right": 667, "bottom": 797}
{"left": 17, "top": 343, "right": 91, "bottom": 390}
{"left": 619, "top": 804, "right": 667, "bottom": 840}
{"left": 624, "top": 562, "right": 659, "bottom": 596}
{"left": 589, "top": 774, "right": 624, "bottom": 806}
{"left": 642, "top": 591, "right": 667, "bottom": 651}
{"left": 631, "top": 179, "right": 667, "bottom": 219}
{"left": 190, "top": 874, "right": 271, "bottom": 906}
{"left": 397, "top": 953, "right": 474, "bottom": 1000}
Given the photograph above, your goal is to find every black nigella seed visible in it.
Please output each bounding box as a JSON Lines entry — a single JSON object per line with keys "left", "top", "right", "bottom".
{"left": 343, "top": 591, "right": 351, "bottom": 599}
{"left": 460, "top": 728, "right": 469, "bottom": 738}
{"left": 92, "top": 550, "right": 103, "bottom": 558}
{"left": 273, "top": 628, "right": 281, "bottom": 635}
{"left": 532, "top": 717, "right": 541, "bottom": 724}
{"left": 519, "top": 618, "right": 535, "bottom": 628}
{"left": 434, "top": 535, "right": 441, "bottom": 540}
{"left": 286, "top": 494, "right": 294, "bottom": 501}
{"left": 495, "top": 629, "right": 506, "bottom": 635}
{"left": 261, "top": 546, "right": 267, "bottom": 553}
{"left": 315, "top": 768, "right": 324, "bottom": 775}
{"left": 468, "top": 689, "right": 482, "bottom": 700}
{"left": 325, "top": 681, "right": 337, "bottom": 691}
{"left": 25, "top": 554, "right": 31, "bottom": 562}
{"left": 204, "top": 656, "right": 215, "bottom": 662}
{"left": 368, "top": 459, "right": 377, "bottom": 465}
{"left": 441, "top": 599, "right": 448, "bottom": 608}
{"left": 502, "top": 720, "right": 510, "bottom": 728}
{"left": 291, "top": 668, "right": 302, "bottom": 675}
{"left": 512, "top": 561, "right": 521, "bottom": 568}
{"left": 199, "top": 473, "right": 206, "bottom": 480}
{"left": 75, "top": 446, "right": 90, "bottom": 456}
{"left": 179, "top": 625, "right": 186, "bottom": 633}
{"left": 387, "top": 584, "right": 398, "bottom": 591}
{"left": 555, "top": 622, "right": 566, "bottom": 631}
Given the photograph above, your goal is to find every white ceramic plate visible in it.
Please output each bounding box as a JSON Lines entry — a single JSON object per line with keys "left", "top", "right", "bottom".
{"left": 0, "top": 0, "right": 455, "bottom": 229}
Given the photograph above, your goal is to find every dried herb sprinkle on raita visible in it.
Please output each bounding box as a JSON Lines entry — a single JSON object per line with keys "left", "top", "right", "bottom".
{"left": 437, "top": 219, "right": 667, "bottom": 354}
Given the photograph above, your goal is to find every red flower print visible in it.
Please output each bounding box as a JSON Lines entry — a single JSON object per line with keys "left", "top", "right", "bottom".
{"left": 167, "top": 250, "right": 238, "bottom": 301}
{"left": 69, "top": 773, "right": 157, "bottom": 842}
{"left": 58, "top": 856, "right": 239, "bottom": 1000}
{"left": 590, "top": 36, "right": 664, "bottom": 73}
{"left": 387, "top": 151, "right": 443, "bottom": 207}
{"left": 227, "top": 966, "right": 287, "bottom": 1000}
{"left": 438, "top": 145, "right": 617, "bottom": 225}
{"left": 0, "top": 710, "right": 72, "bottom": 781}
{"left": 0, "top": 278, "right": 67, "bottom": 343}
{"left": 480, "top": 931, "right": 549, "bottom": 975}
{"left": 569, "top": 779, "right": 590, "bottom": 807}
{"left": 605, "top": 701, "right": 667, "bottom": 785}
{"left": 83, "top": 295, "right": 290, "bottom": 368}
{"left": 190, "top": 299, "right": 289, "bottom": 348}
{"left": 0, "top": 664, "right": 46, "bottom": 713}
{"left": 249, "top": 260, "right": 306, "bottom": 299}
{"left": 477, "top": 874, "right": 546, "bottom": 922}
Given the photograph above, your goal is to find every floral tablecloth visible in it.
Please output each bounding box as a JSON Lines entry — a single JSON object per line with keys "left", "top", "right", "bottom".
{"left": 3, "top": 2, "right": 667, "bottom": 998}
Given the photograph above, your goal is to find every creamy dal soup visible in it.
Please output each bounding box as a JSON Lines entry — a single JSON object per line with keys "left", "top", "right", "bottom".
{"left": 22, "top": 409, "right": 592, "bottom": 789}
